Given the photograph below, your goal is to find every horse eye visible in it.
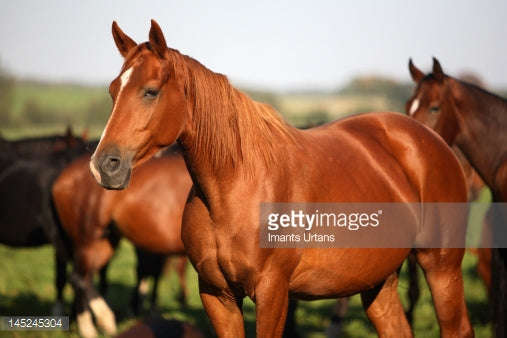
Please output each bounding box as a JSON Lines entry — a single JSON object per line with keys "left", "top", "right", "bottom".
{"left": 144, "top": 89, "right": 159, "bottom": 99}
{"left": 429, "top": 106, "right": 440, "bottom": 114}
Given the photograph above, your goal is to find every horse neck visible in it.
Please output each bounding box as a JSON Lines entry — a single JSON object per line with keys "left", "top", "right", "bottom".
{"left": 176, "top": 57, "right": 298, "bottom": 196}
{"left": 451, "top": 80, "right": 507, "bottom": 187}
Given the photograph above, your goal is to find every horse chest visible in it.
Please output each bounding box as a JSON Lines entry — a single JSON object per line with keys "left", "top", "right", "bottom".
{"left": 182, "top": 194, "right": 258, "bottom": 292}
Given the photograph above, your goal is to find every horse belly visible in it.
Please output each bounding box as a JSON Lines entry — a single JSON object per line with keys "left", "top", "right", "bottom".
{"left": 289, "top": 248, "right": 410, "bottom": 299}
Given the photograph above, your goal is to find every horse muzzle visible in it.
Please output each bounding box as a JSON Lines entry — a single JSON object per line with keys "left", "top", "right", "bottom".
{"left": 90, "top": 152, "right": 132, "bottom": 190}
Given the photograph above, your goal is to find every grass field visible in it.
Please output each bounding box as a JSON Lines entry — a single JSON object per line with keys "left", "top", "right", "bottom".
{"left": 1, "top": 78, "right": 407, "bottom": 141}
{"left": 0, "top": 80, "right": 496, "bottom": 337}
{"left": 0, "top": 239, "right": 493, "bottom": 337}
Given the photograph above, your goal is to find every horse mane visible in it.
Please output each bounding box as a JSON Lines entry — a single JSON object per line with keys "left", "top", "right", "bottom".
{"left": 451, "top": 77, "right": 507, "bottom": 128}
{"left": 454, "top": 77, "right": 507, "bottom": 103}
{"left": 166, "top": 48, "right": 299, "bottom": 177}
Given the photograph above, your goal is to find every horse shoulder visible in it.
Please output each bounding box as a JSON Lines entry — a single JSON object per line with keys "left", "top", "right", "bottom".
{"left": 181, "top": 187, "right": 226, "bottom": 284}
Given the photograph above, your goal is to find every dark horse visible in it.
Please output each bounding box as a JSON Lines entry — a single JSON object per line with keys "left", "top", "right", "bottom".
{"left": 52, "top": 145, "right": 191, "bottom": 337}
{"left": 0, "top": 131, "right": 88, "bottom": 315}
{"left": 90, "top": 20, "right": 473, "bottom": 337}
{"left": 407, "top": 57, "right": 507, "bottom": 337}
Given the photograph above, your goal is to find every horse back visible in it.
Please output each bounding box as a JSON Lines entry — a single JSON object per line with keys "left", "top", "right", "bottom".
{"left": 301, "top": 112, "right": 467, "bottom": 203}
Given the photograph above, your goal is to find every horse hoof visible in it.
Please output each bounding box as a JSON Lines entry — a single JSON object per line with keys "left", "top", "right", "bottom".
{"left": 90, "top": 297, "right": 117, "bottom": 335}
{"left": 77, "top": 311, "right": 98, "bottom": 338}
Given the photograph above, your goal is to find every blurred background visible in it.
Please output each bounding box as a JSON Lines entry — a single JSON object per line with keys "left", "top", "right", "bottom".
{"left": 0, "top": 1, "right": 504, "bottom": 337}
{"left": 1, "top": 0, "right": 506, "bottom": 138}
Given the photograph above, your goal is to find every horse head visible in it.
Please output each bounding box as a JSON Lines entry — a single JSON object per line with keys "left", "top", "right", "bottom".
{"left": 90, "top": 20, "right": 189, "bottom": 190}
{"left": 406, "top": 58, "right": 460, "bottom": 145}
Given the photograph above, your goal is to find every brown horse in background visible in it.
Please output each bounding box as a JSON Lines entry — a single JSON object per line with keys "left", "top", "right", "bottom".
{"left": 90, "top": 20, "right": 473, "bottom": 337}
{"left": 52, "top": 145, "right": 192, "bottom": 337}
{"left": 407, "top": 57, "right": 507, "bottom": 337}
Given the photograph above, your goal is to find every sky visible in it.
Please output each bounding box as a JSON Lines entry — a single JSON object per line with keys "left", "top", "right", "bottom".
{"left": 1, "top": 1, "right": 506, "bottom": 91}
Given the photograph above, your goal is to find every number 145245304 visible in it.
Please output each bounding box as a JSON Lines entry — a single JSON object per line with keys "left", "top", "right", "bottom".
{"left": 0, "top": 316, "right": 69, "bottom": 331}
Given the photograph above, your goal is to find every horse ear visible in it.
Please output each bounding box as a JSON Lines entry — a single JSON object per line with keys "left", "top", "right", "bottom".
{"left": 408, "top": 58, "right": 424, "bottom": 83}
{"left": 432, "top": 57, "right": 445, "bottom": 82}
{"left": 81, "top": 128, "right": 89, "bottom": 142}
{"left": 149, "top": 19, "right": 168, "bottom": 59}
{"left": 112, "top": 21, "right": 137, "bottom": 58}
{"left": 64, "top": 125, "right": 78, "bottom": 146}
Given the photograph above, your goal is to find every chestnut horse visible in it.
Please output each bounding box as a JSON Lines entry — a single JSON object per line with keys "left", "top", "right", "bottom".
{"left": 90, "top": 20, "right": 473, "bottom": 337}
{"left": 52, "top": 145, "right": 191, "bottom": 337}
{"left": 407, "top": 57, "right": 507, "bottom": 337}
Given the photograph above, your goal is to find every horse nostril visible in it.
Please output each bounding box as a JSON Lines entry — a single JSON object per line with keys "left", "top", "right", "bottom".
{"left": 101, "top": 156, "right": 122, "bottom": 175}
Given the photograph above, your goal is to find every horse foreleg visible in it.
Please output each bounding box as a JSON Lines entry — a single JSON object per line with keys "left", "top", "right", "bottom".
{"left": 255, "top": 274, "right": 290, "bottom": 338}
{"left": 360, "top": 272, "right": 412, "bottom": 338}
{"left": 98, "top": 262, "right": 109, "bottom": 295}
{"left": 175, "top": 255, "right": 188, "bottom": 307}
{"left": 73, "top": 241, "right": 116, "bottom": 337}
{"left": 52, "top": 252, "right": 67, "bottom": 316}
{"left": 71, "top": 268, "right": 97, "bottom": 338}
{"left": 87, "top": 240, "right": 116, "bottom": 335}
{"left": 89, "top": 295, "right": 116, "bottom": 335}
{"left": 199, "top": 277, "right": 245, "bottom": 338}
{"left": 416, "top": 248, "right": 473, "bottom": 337}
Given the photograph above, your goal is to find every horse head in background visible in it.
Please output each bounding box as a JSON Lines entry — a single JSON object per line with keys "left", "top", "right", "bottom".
{"left": 406, "top": 58, "right": 507, "bottom": 200}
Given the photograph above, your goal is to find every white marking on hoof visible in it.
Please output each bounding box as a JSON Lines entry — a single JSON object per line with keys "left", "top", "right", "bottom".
{"left": 89, "top": 297, "right": 117, "bottom": 335}
{"left": 77, "top": 310, "right": 98, "bottom": 338}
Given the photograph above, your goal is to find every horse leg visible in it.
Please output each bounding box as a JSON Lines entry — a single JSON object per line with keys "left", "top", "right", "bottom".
{"left": 131, "top": 247, "right": 146, "bottom": 316}
{"left": 199, "top": 277, "right": 245, "bottom": 338}
{"left": 131, "top": 276, "right": 145, "bottom": 316}
{"left": 88, "top": 291, "right": 116, "bottom": 335}
{"left": 86, "top": 240, "right": 117, "bottom": 335}
{"left": 52, "top": 252, "right": 67, "bottom": 315}
{"left": 282, "top": 299, "right": 299, "bottom": 338}
{"left": 491, "top": 248, "right": 507, "bottom": 338}
{"left": 360, "top": 272, "right": 412, "bottom": 337}
{"left": 489, "top": 200, "right": 507, "bottom": 337}
{"left": 255, "top": 274, "right": 290, "bottom": 338}
{"left": 73, "top": 241, "right": 117, "bottom": 337}
{"left": 326, "top": 297, "right": 350, "bottom": 338}
{"left": 98, "top": 262, "right": 109, "bottom": 296}
{"left": 147, "top": 255, "right": 164, "bottom": 315}
{"left": 175, "top": 255, "right": 188, "bottom": 307}
{"left": 71, "top": 266, "right": 98, "bottom": 338}
{"left": 131, "top": 247, "right": 166, "bottom": 315}
{"left": 415, "top": 248, "right": 473, "bottom": 337}
{"left": 405, "top": 253, "right": 420, "bottom": 325}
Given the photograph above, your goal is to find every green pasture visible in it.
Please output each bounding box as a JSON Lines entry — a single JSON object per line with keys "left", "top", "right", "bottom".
{"left": 0, "top": 76, "right": 414, "bottom": 141}
{"left": 0, "top": 78, "right": 498, "bottom": 337}
{"left": 0, "top": 239, "right": 493, "bottom": 337}
{"left": 1, "top": 81, "right": 110, "bottom": 140}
